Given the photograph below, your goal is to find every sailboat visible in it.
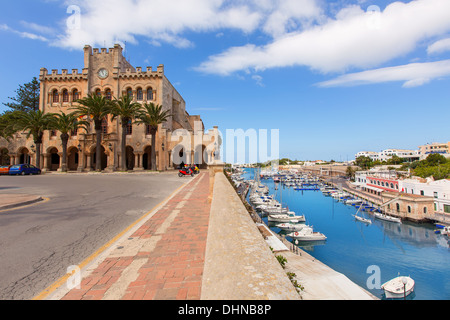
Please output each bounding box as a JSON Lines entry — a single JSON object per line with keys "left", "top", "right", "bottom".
{"left": 353, "top": 205, "right": 372, "bottom": 224}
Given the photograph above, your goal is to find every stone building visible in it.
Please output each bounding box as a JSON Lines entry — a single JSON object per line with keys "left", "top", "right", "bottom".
{"left": 0, "top": 44, "right": 220, "bottom": 171}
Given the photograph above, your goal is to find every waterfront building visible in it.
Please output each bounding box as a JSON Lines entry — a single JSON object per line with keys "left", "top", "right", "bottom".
{"left": 418, "top": 142, "right": 450, "bottom": 160}
{"left": 378, "top": 149, "right": 419, "bottom": 162}
{"left": 382, "top": 191, "right": 435, "bottom": 222}
{"left": 355, "top": 149, "right": 419, "bottom": 162}
{"left": 0, "top": 44, "right": 220, "bottom": 171}
{"left": 401, "top": 177, "right": 450, "bottom": 214}
{"left": 355, "top": 151, "right": 379, "bottom": 161}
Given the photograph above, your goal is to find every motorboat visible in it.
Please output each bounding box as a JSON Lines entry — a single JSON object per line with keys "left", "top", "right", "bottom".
{"left": 288, "top": 227, "right": 327, "bottom": 241}
{"left": 374, "top": 212, "right": 402, "bottom": 224}
{"left": 268, "top": 211, "right": 306, "bottom": 223}
{"left": 381, "top": 276, "right": 415, "bottom": 299}
{"left": 276, "top": 222, "right": 308, "bottom": 232}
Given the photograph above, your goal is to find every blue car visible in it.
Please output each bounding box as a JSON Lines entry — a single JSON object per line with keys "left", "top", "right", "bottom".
{"left": 9, "top": 164, "right": 41, "bottom": 175}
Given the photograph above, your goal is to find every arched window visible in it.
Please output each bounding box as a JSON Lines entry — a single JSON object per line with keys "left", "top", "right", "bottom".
{"left": 407, "top": 206, "right": 411, "bottom": 213}
{"left": 126, "top": 88, "right": 133, "bottom": 98}
{"left": 396, "top": 203, "right": 400, "bottom": 212}
{"left": 52, "top": 90, "right": 59, "bottom": 103}
{"left": 72, "top": 89, "right": 80, "bottom": 101}
{"left": 105, "top": 89, "right": 112, "bottom": 101}
{"left": 147, "top": 87, "right": 153, "bottom": 100}
{"left": 62, "top": 89, "right": 69, "bottom": 103}
{"left": 126, "top": 120, "right": 132, "bottom": 135}
{"left": 95, "top": 89, "right": 102, "bottom": 97}
{"left": 390, "top": 183, "right": 394, "bottom": 189}
{"left": 136, "top": 88, "right": 143, "bottom": 101}
{"left": 424, "top": 207, "right": 427, "bottom": 214}
{"left": 102, "top": 117, "right": 108, "bottom": 134}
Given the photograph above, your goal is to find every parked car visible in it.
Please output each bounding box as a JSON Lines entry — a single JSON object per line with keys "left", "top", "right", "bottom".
{"left": 0, "top": 165, "right": 12, "bottom": 175}
{"left": 9, "top": 164, "right": 41, "bottom": 175}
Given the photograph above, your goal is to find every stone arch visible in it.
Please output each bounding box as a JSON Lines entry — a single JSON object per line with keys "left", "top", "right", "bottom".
{"left": 17, "top": 147, "right": 31, "bottom": 165}
{"left": 67, "top": 146, "right": 80, "bottom": 171}
{"left": 194, "top": 144, "right": 208, "bottom": 169}
{"left": 48, "top": 147, "right": 60, "bottom": 171}
{"left": 143, "top": 145, "right": 152, "bottom": 170}
{"left": 90, "top": 145, "right": 108, "bottom": 171}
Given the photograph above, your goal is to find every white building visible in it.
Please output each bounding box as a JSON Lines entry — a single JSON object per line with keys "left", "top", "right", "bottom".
{"left": 401, "top": 178, "right": 450, "bottom": 214}
{"left": 355, "top": 151, "right": 380, "bottom": 161}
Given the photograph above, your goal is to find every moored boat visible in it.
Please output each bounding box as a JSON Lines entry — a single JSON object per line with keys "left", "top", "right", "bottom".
{"left": 374, "top": 212, "right": 402, "bottom": 224}
{"left": 381, "top": 276, "right": 415, "bottom": 299}
{"left": 288, "top": 227, "right": 327, "bottom": 241}
{"left": 268, "top": 211, "right": 306, "bottom": 223}
{"left": 276, "top": 222, "right": 308, "bottom": 231}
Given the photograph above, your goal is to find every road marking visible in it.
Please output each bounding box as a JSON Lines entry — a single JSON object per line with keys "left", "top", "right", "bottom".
{"left": 0, "top": 197, "right": 50, "bottom": 214}
{"left": 32, "top": 175, "right": 200, "bottom": 300}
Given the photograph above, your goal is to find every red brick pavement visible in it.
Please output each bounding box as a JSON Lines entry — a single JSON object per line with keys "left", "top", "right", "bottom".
{"left": 61, "top": 172, "right": 211, "bottom": 300}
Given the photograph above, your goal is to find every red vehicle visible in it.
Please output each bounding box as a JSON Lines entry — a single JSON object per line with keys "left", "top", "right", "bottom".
{"left": 0, "top": 165, "right": 12, "bottom": 175}
{"left": 178, "top": 167, "right": 194, "bottom": 177}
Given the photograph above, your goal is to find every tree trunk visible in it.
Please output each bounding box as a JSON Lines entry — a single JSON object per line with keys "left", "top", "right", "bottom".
{"left": 34, "top": 133, "right": 43, "bottom": 169}
{"left": 94, "top": 120, "right": 102, "bottom": 172}
{"left": 61, "top": 133, "right": 69, "bottom": 172}
{"left": 121, "top": 121, "right": 127, "bottom": 171}
{"left": 151, "top": 128, "right": 157, "bottom": 171}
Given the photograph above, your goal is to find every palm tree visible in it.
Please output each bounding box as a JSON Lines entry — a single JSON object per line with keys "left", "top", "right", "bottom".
{"left": 9, "top": 110, "right": 54, "bottom": 168}
{"left": 110, "top": 95, "right": 143, "bottom": 171}
{"left": 71, "top": 93, "right": 111, "bottom": 172}
{"left": 48, "top": 111, "right": 89, "bottom": 172}
{"left": 0, "top": 112, "right": 16, "bottom": 141}
{"left": 136, "top": 102, "right": 171, "bottom": 171}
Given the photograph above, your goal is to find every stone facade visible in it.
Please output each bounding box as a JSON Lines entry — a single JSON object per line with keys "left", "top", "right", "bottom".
{"left": 0, "top": 44, "right": 220, "bottom": 171}
{"left": 382, "top": 191, "right": 435, "bottom": 222}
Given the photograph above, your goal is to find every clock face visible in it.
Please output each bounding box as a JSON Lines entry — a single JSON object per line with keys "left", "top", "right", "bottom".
{"left": 98, "top": 68, "right": 108, "bottom": 79}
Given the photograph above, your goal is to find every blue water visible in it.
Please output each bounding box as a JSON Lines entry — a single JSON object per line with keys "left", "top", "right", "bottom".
{"left": 243, "top": 169, "right": 450, "bottom": 300}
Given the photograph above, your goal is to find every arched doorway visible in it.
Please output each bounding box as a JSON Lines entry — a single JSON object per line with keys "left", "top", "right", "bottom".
{"left": 171, "top": 145, "right": 187, "bottom": 168}
{"left": 92, "top": 146, "right": 108, "bottom": 171}
{"left": 126, "top": 146, "right": 135, "bottom": 170}
{"left": 48, "top": 147, "right": 60, "bottom": 171}
{"left": 19, "top": 148, "right": 31, "bottom": 165}
{"left": 67, "top": 147, "right": 79, "bottom": 171}
{"left": 0, "top": 148, "right": 10, "bottom": 165}
{"left": 194, "top": 144, "right": 208, "bottom": 169}
{"left": 143, "top": 146, "right": 152, "bottom": 170}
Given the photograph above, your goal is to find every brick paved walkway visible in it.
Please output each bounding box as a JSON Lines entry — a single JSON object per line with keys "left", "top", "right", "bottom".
{"left": 61, "top": 172, "right": 211, "bottom": 300}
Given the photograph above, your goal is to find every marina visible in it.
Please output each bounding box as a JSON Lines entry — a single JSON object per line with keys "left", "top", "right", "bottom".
{"left": 237, "top": 167, "right": 450, "bottom": 300}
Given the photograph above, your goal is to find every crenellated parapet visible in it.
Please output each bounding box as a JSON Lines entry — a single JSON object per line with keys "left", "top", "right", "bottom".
{"left": 39, "top": 68, "right": 88, "bottom": 81}
{"left": 116, "top": 64, "right": 164, "bottom": 80}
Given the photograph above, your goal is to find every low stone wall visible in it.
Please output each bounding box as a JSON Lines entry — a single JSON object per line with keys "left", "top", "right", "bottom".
{"left": 201, "top": 172, "right": 301, "bottom": 300}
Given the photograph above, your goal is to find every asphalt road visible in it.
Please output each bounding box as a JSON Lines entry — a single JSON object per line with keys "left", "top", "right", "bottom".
{"left": 0, "top": 172, "right": 188, "bottom": 300}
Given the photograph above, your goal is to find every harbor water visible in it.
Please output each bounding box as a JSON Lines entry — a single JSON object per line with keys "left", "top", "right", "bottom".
{"left": 243, "top": 169, "right": 450, "bottom": 300}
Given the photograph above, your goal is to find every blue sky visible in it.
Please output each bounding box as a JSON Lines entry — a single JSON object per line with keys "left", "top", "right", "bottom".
{"left": 1, "top": 0, "right": 450, "bottom": 162}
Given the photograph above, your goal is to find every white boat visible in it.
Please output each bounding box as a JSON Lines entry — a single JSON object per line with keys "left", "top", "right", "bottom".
{"left": 353, "top": 214, "right": 372, "bottom": 224}
{"left": 288, "top": 227, "right": 327, "bottom": 241}
{"left": 345, "top": 199, "right": 362, "bottom": 205}
{"left": 276, "top": 222, "right": 308, "bottom": 231}
{"left": 374, "top": 212, "right": 402, "bottom": 224}
{"left": 268, "top": 211, "right": 306, "bottom": 223}
{"left": 381, "top": 276, "right": 415, "bottom": 299}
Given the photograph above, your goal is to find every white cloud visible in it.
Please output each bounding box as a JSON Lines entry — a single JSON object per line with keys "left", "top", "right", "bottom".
{"left": 0, "top": 23, "right": 48, "bottom": 42}
{"left": 316, "top": 60, "right": 450, "bottom": 88}
{"left": 54, "top": 0, "right": 263, "bottom": 49}
{"left": 427, "top": 38, "right": 450, "bottom": 55}
{"left": 196, "top": 0, "right": 450, "bottom": 75}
